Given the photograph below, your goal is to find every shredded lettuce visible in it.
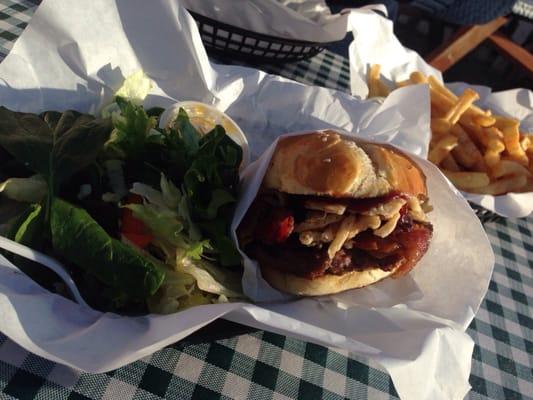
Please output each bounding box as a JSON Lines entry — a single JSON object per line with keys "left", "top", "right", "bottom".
{"left": 105, "top": 97, "right": 159, "bottom": 160}
{"left": 146, "top": 268, "right": 199, "bottom": 314}
{"left": 102, "top": 71, "right": 161, "bottom": 160}
{"left": 130, "top": 181, "right": 168, "bottom": 209}
{"left": 115, "top": 70, "right": 153, "bottom": 105}
{"left": 125, "top": 176, "right": 210, "bottom": 259}
{"left": 101, "top": 70, "right": 153, "bottom": 119}
{"left": 160, "top": 173, "right": 180, "bottom": 209}
{"left": 147, "top": 264, "right": 241, "bottom": 315}
{"left": 180, "top": 257, "right": 243, "bottom": 298}
{"left": 107, "top": 100, "right": 241, "bottom": 267}
{"left": 127, "top": 173, "right": 244, "bottom": 314}
{"left": 123, "top": 203, "right": 186, "bottom": 247}
{"left": 130, "top": 174, "right": 203, "bottom": 244}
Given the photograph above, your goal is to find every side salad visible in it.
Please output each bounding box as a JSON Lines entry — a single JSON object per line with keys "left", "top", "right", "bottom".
{"left": 0, "top": 73, "right": 244, "bottom": 314}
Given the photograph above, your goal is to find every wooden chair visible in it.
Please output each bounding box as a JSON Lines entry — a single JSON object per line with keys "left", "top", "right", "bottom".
{"left": 426, "top": 1, "right": 533, "bottom": 77}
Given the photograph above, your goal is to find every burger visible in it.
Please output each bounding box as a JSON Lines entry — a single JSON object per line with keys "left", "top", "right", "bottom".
{"left": 237, "top": 131, "right": 433, "bottom": 296}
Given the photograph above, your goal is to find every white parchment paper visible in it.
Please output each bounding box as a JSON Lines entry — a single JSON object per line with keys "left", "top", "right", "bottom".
{"left": 347, "top": 10, "right": 533, "bottom": 218}
{"left": 0, "top": 1, "right": 495, "bottom": 399}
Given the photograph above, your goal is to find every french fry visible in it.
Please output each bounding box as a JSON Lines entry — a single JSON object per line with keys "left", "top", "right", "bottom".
{"left": 395, "top": 79, "right": 410, "bottom": 88}
{"left": 428, "top": 84, "right": 455, "bottom": 113}
{"left": 428, "top": 135, "right": 458, "bottom": 165}
{"left": 409, "top": 72, "right": 428, "bottom": 84}
{"left": 367, "top": 64, "right": 532, "bottom": 194}
{"left": 443, "top": 88, "right": 480, "bottom": 125}
{"left": 520, "top": 135, "right": 531, "bottom": 152}
{"left": 427, "top": 75, "right": 488, "bottom": 116}
{"left": 377, "top": 80, "right": 392, "bottom": 97}
{"left": 523, "top": 135, "right": 533, "bottom": 169}
{"left": 441, "top": 154, "right": 461, "bottom": 171}
{"left": 494, "top": 116, "right": 519, "bottom": 130}
{"left": 472, "top": 113, "right": 496, "bottom": 127}
{"left": 498, "top": 120, "right": 529, "bottom": 166}
{"left": 524, "top": 135, "right": 533, "bottom": 172}
{"left": 367, "top": 64, "right": 382, "bottom": 98}
{"left": 428, "top": 85, "right": 482, "bottom": 127}
{"left": 451, "top": 147, "right": 475, "bottom": 168}
{"left": 484, "top": 129, "right": 506, "bottom": 170}
{"left": 431, "top": 105, "right": 446, "bottom": 118}
{"left": 427, "top": 76, "right": 455, "bottom": 101}
{"left": 427, "top": 76, "right": 493, "bottom": 131}
{"left": 472, "top": 175, "right": 527, "bottom": 195}
{"left": 442, "top": 171, "right": 490, "bottom": 189}
{"left": 486, "top": 126, "right": 504, "bottom": 140}
{"left": 492, "top": 160, "right": 532, "bottom": 179}
{"left": 368, "top": 64, "right": 392, "bottom": 98}
{"left": 459, "top": 118, "right": 488, "bottom": 146}
{"left": 431, "top": 118, "right": 452, "bottom": 136}
{"left": 451, "top": 124, "right": 487, "bottom": 171}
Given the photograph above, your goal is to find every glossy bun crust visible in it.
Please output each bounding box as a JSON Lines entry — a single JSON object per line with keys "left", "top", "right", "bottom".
{"left": 263, "top": 130, "right": 427, "bottom": 198}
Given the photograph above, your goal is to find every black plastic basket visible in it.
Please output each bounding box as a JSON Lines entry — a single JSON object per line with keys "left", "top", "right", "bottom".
{"left": 188, "top": 10, "right": 328, "bottom": 63}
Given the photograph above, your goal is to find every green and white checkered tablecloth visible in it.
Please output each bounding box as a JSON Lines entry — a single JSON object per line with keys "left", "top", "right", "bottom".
{"left": 0, "top": 1, "right": 531, "bottom": 399}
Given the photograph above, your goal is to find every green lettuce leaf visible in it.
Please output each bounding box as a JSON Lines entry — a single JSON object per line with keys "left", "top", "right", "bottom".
{"left": 173, "top": 108, "right": 200, "bottom": 154}
{"left": 197, "top": 218, "right": 241, "bottom": 266}
{"left": 130, "top": 174, "right": 202, "bottom": 243}
{"left": 3, "top": 203, "right": 62, "bottom": 292}
{"left": 11, "top": 203, "right": 43, "bottom": 243}
{"left": 0, "top": 175, "right": 47, "bottom": 202}
{"left": 123, "top": 200, "right": 210, "bottom": 261}
{"left": 51, "top": 198, "right": 165, "bottom": 301}
{"left": 101, "top": 70, "right": 154, "bottom": 120}
{"left": 0, "top": 108, "right": 53, "bottom": 176}
{"left": 105, "top": 97, "right": 160, "bottom": 160}
{"left": 115, "top": 70, "right": 153, "bottom": 105}
{"left": 0, "top": 107, "right": 113, "bottom": 198}
{"left": 159, "top": 114, "right": 242, "bottom": 266}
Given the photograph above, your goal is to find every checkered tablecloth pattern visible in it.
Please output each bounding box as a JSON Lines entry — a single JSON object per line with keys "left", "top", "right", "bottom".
{"left": 0, "top": 1, "right": 531, "bottom": 399}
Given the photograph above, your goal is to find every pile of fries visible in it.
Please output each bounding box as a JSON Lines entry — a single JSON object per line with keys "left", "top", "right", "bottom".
{"left": 367, "top": 64, "right": 533, "bottom": 195}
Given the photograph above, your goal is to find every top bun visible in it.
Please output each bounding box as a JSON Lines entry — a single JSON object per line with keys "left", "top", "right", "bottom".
{"left": 263, "top": 130, "right": 427, "bottom": 198}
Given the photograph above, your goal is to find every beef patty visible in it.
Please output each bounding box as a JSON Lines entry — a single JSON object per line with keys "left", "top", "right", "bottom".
{"left": 248, "top": 220, "right": 432, "bottom": 280}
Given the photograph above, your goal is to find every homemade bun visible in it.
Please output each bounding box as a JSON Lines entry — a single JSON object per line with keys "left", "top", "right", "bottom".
{"left": 261, "top": 263, "right": 398, "bottom": 296}
{"left": 360, "top": 142, "right": 427, "bottom": 197}
{"left": 263, "top": 131, "right": 426, "bottom": 198}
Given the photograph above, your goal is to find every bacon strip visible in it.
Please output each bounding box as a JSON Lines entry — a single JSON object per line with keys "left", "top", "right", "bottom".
{"left": 249, "top": 221, "right": 432, "bottom": 279}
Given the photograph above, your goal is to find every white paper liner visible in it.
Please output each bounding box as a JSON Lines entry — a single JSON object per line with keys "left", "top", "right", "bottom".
{"left": 347, "top": 11, "right": 533, "bottom": 218}
{"left": 233, "top": 131, "right": 493, "bottom": 328}
{"left": 0, "top": 1, "right": 495, "bottom": 399}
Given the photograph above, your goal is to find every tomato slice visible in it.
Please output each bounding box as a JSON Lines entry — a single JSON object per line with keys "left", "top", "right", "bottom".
{"left": 122, "top": 231, "right": 154, "bottom": 249}
{"left": 121, "top": 195, "right": 153, "bottom": 249}
{"left": 255, "top": 208, "right": 295, "bottom": 244}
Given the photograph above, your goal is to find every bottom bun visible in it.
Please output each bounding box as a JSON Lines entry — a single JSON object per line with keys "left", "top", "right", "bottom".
{"left": 260, "top": 265, "right": 398, "bottom": 296}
